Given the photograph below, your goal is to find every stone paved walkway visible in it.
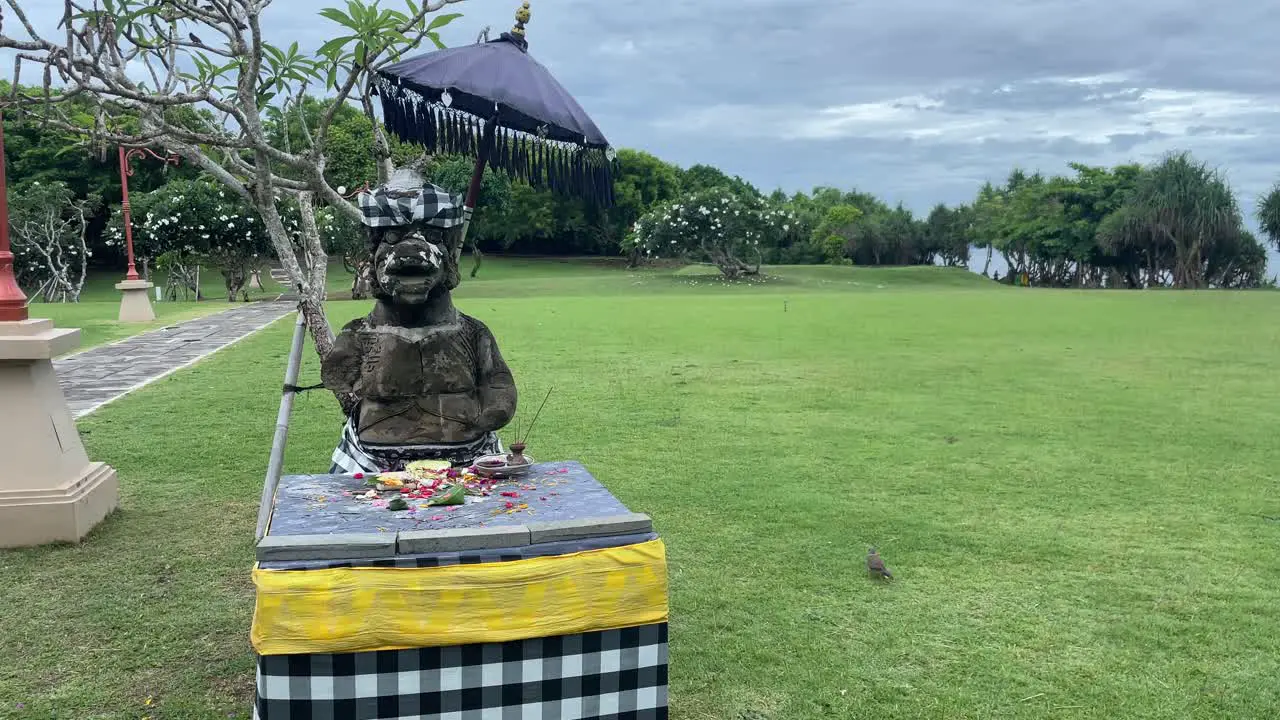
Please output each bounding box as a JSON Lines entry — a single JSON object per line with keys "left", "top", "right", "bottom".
{"left": 54, "top": 301, "right": 295, "bottom": 418}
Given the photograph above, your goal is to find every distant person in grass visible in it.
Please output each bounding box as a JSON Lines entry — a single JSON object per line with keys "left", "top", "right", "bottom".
{"left": 321, "top": 168, "right": 518, "bottom": 472}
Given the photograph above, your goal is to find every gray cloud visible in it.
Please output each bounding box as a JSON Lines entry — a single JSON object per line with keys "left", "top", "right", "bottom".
{"left": 5, "top": 0, "right": 1280, "bottom": 271}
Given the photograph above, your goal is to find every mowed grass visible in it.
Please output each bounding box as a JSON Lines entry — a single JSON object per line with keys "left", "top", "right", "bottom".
{"left": 2, "top": 262, "right": 1280, "bottom": 719}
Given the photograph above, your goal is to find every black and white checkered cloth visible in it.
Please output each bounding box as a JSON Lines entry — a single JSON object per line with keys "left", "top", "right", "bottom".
{"left": 330, "top": 417, "right": 504, "bottom": 474}
{"left": 255, "top": 623, "right": 669, "bottom": 720}
{"left": 359, "top": 180, "right": 465, "bottom": 229}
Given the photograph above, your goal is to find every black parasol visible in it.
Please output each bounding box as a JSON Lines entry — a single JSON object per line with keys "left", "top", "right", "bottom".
{"left": 374, "top": 0, "right": 617, "bottom": 240}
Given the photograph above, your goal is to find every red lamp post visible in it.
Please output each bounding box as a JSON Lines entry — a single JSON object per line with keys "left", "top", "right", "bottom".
{"left": 118, "top": 146, "right": 180, "bottom": 282}
{"left": 0, "top": 111, "right": 29, "bottom": 322}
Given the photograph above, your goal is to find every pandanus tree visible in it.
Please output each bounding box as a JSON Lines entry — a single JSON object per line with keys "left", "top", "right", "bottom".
{"left": 1258, "top": 183, "right": 1280, "bottom": 254}
{"left": 1100, "top": 152, "right": 1243, "bottom": 289}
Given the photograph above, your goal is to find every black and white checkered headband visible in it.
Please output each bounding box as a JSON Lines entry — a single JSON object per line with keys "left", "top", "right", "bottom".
{"left": 358, "top": 182, "right": 465, "bottom": 229}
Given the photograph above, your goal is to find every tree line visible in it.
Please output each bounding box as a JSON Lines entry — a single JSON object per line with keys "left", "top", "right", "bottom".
{"left": 6, "top": 93, "right": 1280, "bottom": 295}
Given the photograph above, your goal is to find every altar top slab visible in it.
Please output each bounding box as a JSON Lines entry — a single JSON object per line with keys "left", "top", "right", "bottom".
{"left": 258, "top": 460, "right": 652, "bottom": 563}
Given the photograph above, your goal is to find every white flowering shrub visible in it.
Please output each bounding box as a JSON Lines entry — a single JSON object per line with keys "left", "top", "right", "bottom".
{"left": 110, "top": 180, "right": 274, "bottom": 301}
{"left": 626, "top": 187, "right": 801, "bottom": 278}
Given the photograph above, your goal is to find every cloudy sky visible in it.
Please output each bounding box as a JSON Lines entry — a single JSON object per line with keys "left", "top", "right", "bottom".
{"left": 9, "top": 0, "right": 1280, "bottom": 267}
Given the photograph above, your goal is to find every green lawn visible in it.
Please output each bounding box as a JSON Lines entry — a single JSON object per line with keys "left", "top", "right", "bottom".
{"left": 3, "top": 262, "right": 1280, "bottom": 719}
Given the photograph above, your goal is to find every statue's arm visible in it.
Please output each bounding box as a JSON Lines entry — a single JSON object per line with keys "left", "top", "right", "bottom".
{"left": 474, "top": 325, "right": 517, "bottom": 430}
{"left": 320, "top": 319, "right": 365, "bottom": 395}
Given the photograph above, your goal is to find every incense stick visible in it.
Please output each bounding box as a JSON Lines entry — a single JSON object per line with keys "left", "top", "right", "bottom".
{"left": 520, "top": 387, "right": 554, "bottom": 445}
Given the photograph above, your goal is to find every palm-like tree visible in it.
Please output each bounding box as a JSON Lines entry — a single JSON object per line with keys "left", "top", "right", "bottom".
{"left": 1258, "top": 183, "right": 1280, "bottom": 253}
{"left": 1103, "top": 152, "right": 1242, "bottom": 288}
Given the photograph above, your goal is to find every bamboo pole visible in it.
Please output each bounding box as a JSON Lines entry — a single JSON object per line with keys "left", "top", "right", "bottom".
{"left": 256, "top": 307, "right": 308, "bottom": 542}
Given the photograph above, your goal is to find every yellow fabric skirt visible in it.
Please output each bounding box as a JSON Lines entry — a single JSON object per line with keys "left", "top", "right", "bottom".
{"left": 251, "top": 538, "right": 669, "bottom": 656}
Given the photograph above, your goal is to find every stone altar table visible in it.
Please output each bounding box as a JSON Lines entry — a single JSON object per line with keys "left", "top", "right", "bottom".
{"left": 252, "top": 461, "right": 669, "bottom": 720}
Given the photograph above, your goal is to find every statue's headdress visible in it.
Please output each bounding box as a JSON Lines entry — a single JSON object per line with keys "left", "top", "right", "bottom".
{"left": 357, "top": 167, "right": 464, "bottom": 230}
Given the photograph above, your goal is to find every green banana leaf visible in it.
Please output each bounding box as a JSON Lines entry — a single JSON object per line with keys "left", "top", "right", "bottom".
{"left": 426, "top": 484, "right": 466, "bottom": 507}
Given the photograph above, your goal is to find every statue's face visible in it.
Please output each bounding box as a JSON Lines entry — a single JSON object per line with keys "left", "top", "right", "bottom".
{"left": 372, "top": 223, "right": 451, "bottom": 304}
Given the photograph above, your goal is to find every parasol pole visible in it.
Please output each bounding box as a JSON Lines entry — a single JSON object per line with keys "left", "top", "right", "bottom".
{"left": 455, "top": 1, "right": 531, "bottom": 265}
{"left": 456, "top": 117, "right": 497, "bottom": 266}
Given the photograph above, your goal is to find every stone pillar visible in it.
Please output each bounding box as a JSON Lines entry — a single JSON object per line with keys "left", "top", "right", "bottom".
{"left": 0, "top": 318, "right": 119, "bottom": 548}
{"left": 116, "top": 279, "right": 156, "bottom": 322}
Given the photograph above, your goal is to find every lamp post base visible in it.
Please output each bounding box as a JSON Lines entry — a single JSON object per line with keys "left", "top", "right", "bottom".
{"left": 0, "top": 318, "right": 119, "bottom": 549}
{"left": 116, "top": 279, "right": 156, "bottom": 323}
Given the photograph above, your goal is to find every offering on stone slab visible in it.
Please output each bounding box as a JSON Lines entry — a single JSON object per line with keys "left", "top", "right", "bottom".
{"left": 406, "top": 460, "right": 451, "bottom": 477}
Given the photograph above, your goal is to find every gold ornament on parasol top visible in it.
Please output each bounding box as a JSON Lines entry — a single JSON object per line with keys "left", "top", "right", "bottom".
{"left": 512, "top": 1, "right": 531, "bottom": 36}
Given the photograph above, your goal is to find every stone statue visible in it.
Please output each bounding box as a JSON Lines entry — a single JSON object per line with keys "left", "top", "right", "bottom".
{"left": 322, "top": 168, "right": 517, "bottom": 471}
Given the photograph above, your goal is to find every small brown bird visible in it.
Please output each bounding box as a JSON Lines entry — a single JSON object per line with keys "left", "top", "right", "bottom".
{"left": 867, "top": 547, "right": 893, "bottom": 580}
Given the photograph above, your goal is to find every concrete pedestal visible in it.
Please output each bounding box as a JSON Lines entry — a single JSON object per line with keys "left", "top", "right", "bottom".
{"left": 0, "top": 319, "right": 119, "bottom": 548}
{"left": 116, "top": 279, "right": 156, "bottom": 323}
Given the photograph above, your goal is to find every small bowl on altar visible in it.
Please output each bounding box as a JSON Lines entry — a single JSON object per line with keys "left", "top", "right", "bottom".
{"left": 472, "top": 454, "right": 535, "bottom": 479}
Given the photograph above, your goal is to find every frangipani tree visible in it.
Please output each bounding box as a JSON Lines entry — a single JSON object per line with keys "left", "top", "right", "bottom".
{"left": 628, "top": 187, "right": 801, "bottom": 279}
{"left": 7, "top": 180, "right": 100, "bottom": 302}
{"left": 0, "top": 0, "right": 463, "bottom": 354}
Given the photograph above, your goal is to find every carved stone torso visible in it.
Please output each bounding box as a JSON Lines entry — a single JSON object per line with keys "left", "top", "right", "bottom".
{"left": 355, "top": 318, "right": 480, "bottom": 398}
{"left": 323, "top": 310, "right": 517, "bottom": 447}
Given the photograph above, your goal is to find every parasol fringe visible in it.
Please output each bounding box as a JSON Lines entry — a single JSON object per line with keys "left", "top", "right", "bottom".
{"left": 495, "top": 127, "right": 506, "bottom": 177}
{"left": 563, "top": 147, "right": 573, "bottom": 197}
{"left": 373, "top": 80, "right": 615, "bottom": 207}
{"left": 429, "top": 106, "right": 440, "bottom": 154}
{"left": 506, "top": 133, "right": 517, "bottom": 181}
{"left": 423, "top": 104, "right": 434, "bottom": 153}
{"left": 558, "top": 147, "right": 568, "bottom": 196}
{"left": 502, "top": 127, "right": 513, "bottom": 178}
{"left": 554, "top": 146, "right": 565, "bottom": 196}
{"left": 521, "top": 136, "right": 532, "bottom": 184}
{"left": 575, "top": 150, "right": 585, "bottom": 203}
{"left": 531, "top": 139, "right": 543, "bottom": 191}
{"left": 440, "top": 107, "right": 449, "bottom": 155}
{"left": 505, "top": 129, "right": 515, "bottom": 180}
{"left": 547, "top": 145, "right": 558, "bottom": 195}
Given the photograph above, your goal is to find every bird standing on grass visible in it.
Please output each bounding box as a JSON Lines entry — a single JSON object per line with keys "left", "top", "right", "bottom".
{"left": 867, "top": 547, "right": 893, "bottom": 580}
